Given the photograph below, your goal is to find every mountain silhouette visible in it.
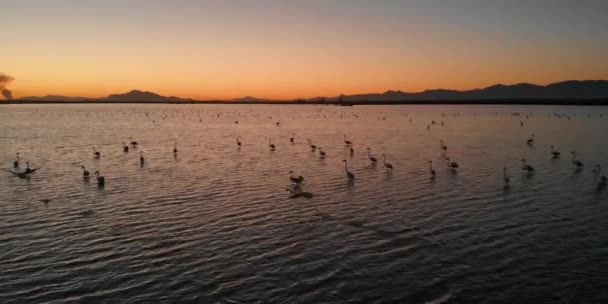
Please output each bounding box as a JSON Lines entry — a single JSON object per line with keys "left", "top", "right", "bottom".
{"left": 104, "top": 90, "right": 188, "bottom": 102}
{"left": 11, "top": 80, "right": 608, "bottom": 104}
{"left": 323, "top": 80, "right": 608, "bottom": 101}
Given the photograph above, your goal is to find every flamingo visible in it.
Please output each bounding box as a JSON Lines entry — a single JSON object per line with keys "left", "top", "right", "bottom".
{"left": 366, "top": 148, "right": 377, "bottom": 163}
{"left": 343, "top": 135, "right": 352, "bottom": 146}
{"left": 350, "top": 147, "right": 354, "bottom": 156}
{"left": 428, "top": 160, "right": 436, "bottom": 179}
{"left": 343, "top": 159, "right": 355, "bottom": 180}
{"left": 140, "top": 151, "right": 145, "bottom": 163}
{"left": 571, "top": 151, "right": 584, "bottom": 169}
{"left": 268, "top": 139, "right": 276, "bottom": 150}
{"left": 236, "top": 138, "right": 242, "bottom": 147}
{"left": 550, "top": 146, "right": 560, "bottom": 158}
{"left": 382, "top": 154, "right": 393, "bottom": 171}
{"left": 503, "top": 166, "right": 510, "bottom": 185}
{"left": 593, "top": 165, "right": 607, "bottom": 189}
{"left": 307, "top": 139, "right": 317, "bottom": 151}
{"left": 290, "top": 133, "right": 295, "bottom": 143}
{"left": 440, "top": 140, "right": 447, "bottom": 150}
{"left": 173, "top": 140, "right": 178, "bottom": 154}
{"left": 123, "top": 142, "right": 129, "bottom": 153}
{"left": 129, "top": 137, "right": 138, "bottom": 146}
{"left": 521, "top": 159, "right": 535, "bottom": 173}
{"left": 13, "top": 153, "right": 20, "bottom": 168}
{"left": 24, "top": 162, "right": 33, "bottom": 174}
{"left": 92, "top": 147, "right": 101, "bottom": 158}
{"left": 81, "top": 166, "right": 90, "bottom": 178}
{"left": 526, "top": 134, "right": 534, "bottom": 145}
{"left": 288, "top": 171, "right": 304, "bottom": 184}
{"left": 94, "top": 171, "right": 105, "bottom": 186}
{"left": 319, "top": 147, "right": 326, "bottom": 158}
{"left": 446, "top": 157, "right": 459, "bottom": 169}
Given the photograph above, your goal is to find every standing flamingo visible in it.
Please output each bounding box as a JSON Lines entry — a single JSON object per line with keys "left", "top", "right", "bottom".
{"left": 319, "top": 147, "right": 326, "bottom": 158}
{"left": 13, "top": 153, "right": 20, "bottom": 168}
{"left": 366, "top": 148, "right": 377, "bottom": 163}
{"left": 593, "top": 165, "right": 607, "bottom": 189}
{"left": 503, "top": 166, "right": 510, "bottom": 185}
{"left": 129, "top": 137, "right": 138, "bottom": 146}
{"left": 290, "top": 133, "right": 295, "bottom": 143}
{"left": 343, "top": 135, "right": 352, "bottom": 146}
{"left": 440, "top": 140, "right": 448, "bottom": 150}
{"left": 236, "top": 138, "right": 242, "bottom": 147}
{"left": 288, "top": 171, "right": 304, "bottom": 184}
{"left": 268, "top": 139, "right": 276, "bottom": 150}
{"left": 428, "top": 160, "right": 436, "bottom": 179}
{"left": 343, "top": 159, "right": 355, "bottom": 180}
{"left": 81, "top": 166, "right": 90, "bottom": 178}
{"left": 92, "top": 147, "right": 101, "bottom": 158}
{"left": 526, "top": 134, "right": 534, "bottom": 145}
{"left": 550, "top": 146, "right": 560, "bottom": 158}
{"left": 173, "top": 140, "right": 178, "bottom": 154}
{"left": 307, "top": 139, "right": 316, "bottom": 151}
{"left": 446, "top": 157, "right": 459, "bottom": 169}
{"left": 382, "top": 154, "right": 393, "bottom": 171}
{"left": 139, "top": 151, "right": 145, "bottom": 164}
{"left": 571, "top": 151, "right": 584, "bottom": 169}
{"left": 95, "top": 171, "right": 105, "bottom": 186}
{"left": 123, "top": 142, "right": 129, "bottom": 153}
{"left": 521, "top": 159, "right": 535, "bottom": 174}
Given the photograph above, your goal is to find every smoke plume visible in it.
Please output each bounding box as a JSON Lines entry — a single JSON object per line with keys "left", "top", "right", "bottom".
{"left": 0, "top": 73, "right": 14, "bottom": 100}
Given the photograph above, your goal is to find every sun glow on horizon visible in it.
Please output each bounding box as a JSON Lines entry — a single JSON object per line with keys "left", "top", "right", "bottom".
{"left": 2, "top": 1, "right": 607, "bottom": 100}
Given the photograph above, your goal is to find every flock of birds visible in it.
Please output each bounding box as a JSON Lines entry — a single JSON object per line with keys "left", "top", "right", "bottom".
{"left": 7, "top": 113, "right": 608, "bottom": 201}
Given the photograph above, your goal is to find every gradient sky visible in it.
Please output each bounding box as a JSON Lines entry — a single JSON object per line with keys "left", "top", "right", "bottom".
{"left": 2, "top": 0, "right": 608, "bottom": 100}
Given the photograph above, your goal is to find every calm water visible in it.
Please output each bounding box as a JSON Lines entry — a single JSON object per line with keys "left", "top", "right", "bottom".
{"left": 1, "top": 104, "right": 607, "bottom": 304}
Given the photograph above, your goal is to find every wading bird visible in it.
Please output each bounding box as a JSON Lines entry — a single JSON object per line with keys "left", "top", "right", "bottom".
{"left": 593, "top": 165, "right": 607, "bottom": 189}
{"left": 521, "top": 159, "right": 535, "bottom": 174}
{"left": 92, "top": 147, "right": 101, "bottom": 158}
{"left": 268, "top": 139, "right": 276, "bottom": 150}
{"left": 526, "top": 134, "right": 534, "bottom": 145}
{"left": 571, "top": 151, "right": 584, "bottom": 169}
{"left": 550, "top": 146, "right": 560, "bottom": 158}
{"left": 13, "top": 153, "right": 20, "bottom": 168}
{"left": 446, "top": 157, "right": 459, "bottom": 169}
{"left": 129, "top": 137, "right": 138, "bottom": 146}
{"left": 440, "top": 140, "right": 448, "bottom": 150}
{"left": 382, "top": 154, "right": 393, "bottom": 171}
{"left": 123, "top": 142, "right": 129, "bottom": 153}
{"left": 343, "top": 159, "right": 355, "bottom": 180}
{"left": 366, "top": 148, "right": 377, "bottom": 163}
{"left": 343, "top": 135, "right": 352, "bottom": 146}
{"left": 428, "top": 160, "right": 436, "bottom": 179}
{"left": 82, "top": 166, "right": 90, "bottom": 178}
{"left": 503, "top": 166, "right": 510, "bottom": 186}
{"left": 307, "top": 139, "right": 316, "bottom": 151}
{"left": 140, "top": 151, "right": 145, "bottom": 164}
{"left": 95, "top": 171, "right": 105, "bottom": 186}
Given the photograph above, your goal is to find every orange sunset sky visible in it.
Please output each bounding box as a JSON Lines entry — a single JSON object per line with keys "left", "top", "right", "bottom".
{"left": 2, "top": 1, "right": 608, "bottom": 100}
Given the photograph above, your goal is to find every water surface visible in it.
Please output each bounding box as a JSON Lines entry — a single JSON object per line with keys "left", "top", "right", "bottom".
{"left": 1, "top": 104, "right": 607, "bottom": 303}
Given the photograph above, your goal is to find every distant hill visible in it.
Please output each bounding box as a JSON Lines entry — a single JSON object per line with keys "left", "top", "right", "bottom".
{"left": 10, "top": 80, "right": 608, "bottom": 104}
{"left": 231, "top": 96, "right": 269, "bottom": 102}
{"left": 320, "top": 80, "right": 608, "bottom": 102}
{"left": 104, "top": 90, "right": 191, "bottom": 102}
{"left": 18, "top": 95, "right": 89, "bottom": 101}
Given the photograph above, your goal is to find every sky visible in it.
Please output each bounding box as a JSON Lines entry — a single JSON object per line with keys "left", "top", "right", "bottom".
{"left": 1, "top": 0, "right": 608, "bottom": 100}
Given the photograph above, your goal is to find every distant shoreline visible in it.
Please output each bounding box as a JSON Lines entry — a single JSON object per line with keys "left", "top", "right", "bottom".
{"left": 2, "top": 99, "right": 608, "bottom": 106}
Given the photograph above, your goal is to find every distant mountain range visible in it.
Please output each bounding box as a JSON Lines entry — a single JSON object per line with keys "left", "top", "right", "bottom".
{"left": 11, "top": 80, "right": 608, "bottom": 103}
{"left": 320, "top": 80, "right": 608, "bottom": 102}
